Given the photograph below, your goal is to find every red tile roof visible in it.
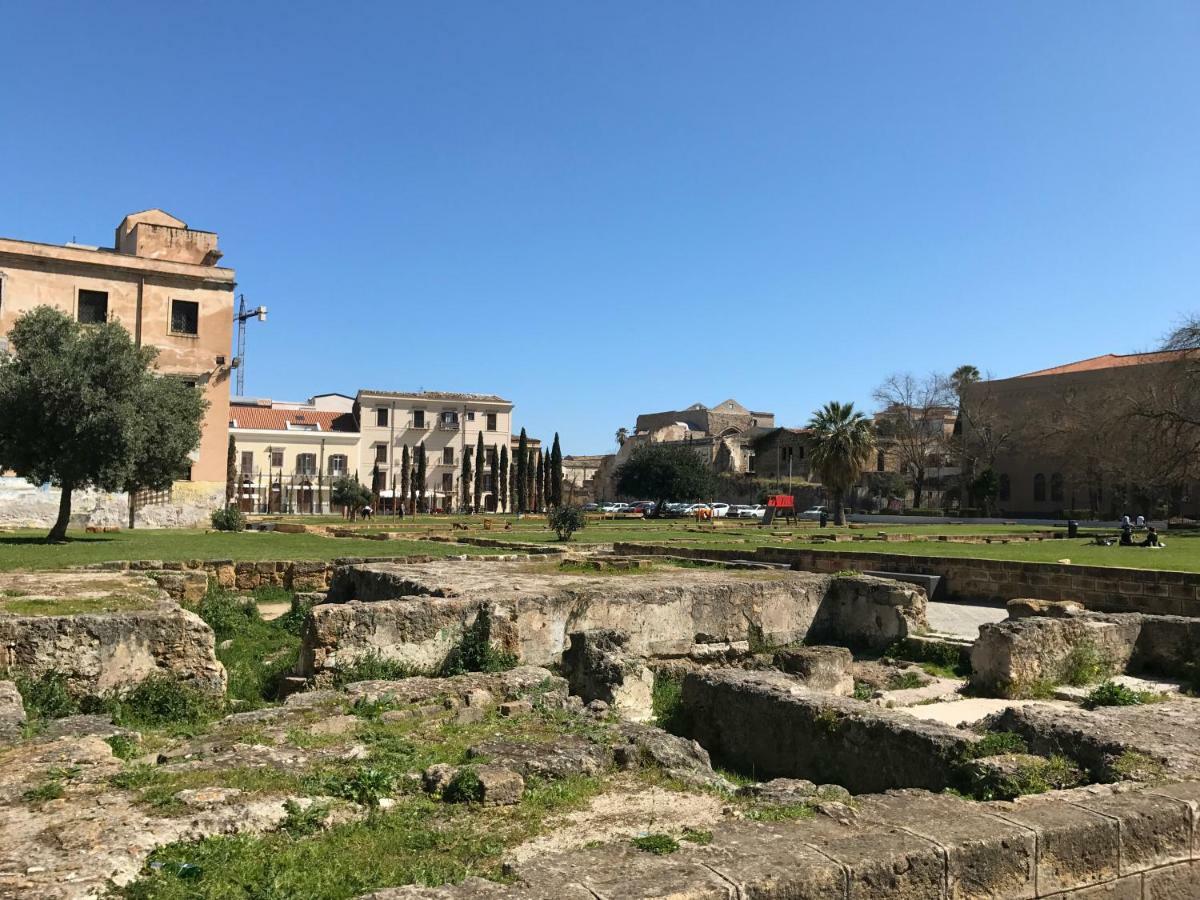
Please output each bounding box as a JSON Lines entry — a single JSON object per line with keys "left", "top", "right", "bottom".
{"left": 229, "top": 407, "right": 357, "bottom": 432}
{"left": 1016, "top": 350, "right": 1192, "bottom": 379}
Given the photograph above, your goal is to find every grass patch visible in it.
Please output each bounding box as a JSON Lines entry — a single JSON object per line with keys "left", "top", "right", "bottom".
{"left": 680, "top": 827, "right": 712, "bottom": 845}
{"left": 1107, "top": 750, "right": 1168, "bottom": 783}
{"left": 439, "top": 607, "right": 518, "bottom": 677}
{"left": 651, "top": 672, "right": 690, "bottom": 735}
{"left": 886, "top": 671, "right": 925, "bottom": 691}
{"left": 197, "top": 586, "right": 308, "bottom": 704}
{"left": 631, "top": 833, "right": 679, "bottom": 855}
{"left": 0, "top": 593, "right": 157, "bottom": 616}
{"left": 23, "top": 778, "right": 66, "bottom": 805}
{"left": 105, "top": 733, "right": 141, "bottom": 761}
{"left": 967, "top": 754, "right": 1083, "bottom": 800}
{"left": 967, "top": 731, "right": 1028, "bottom": 758}
{"left": 884, "top": 639, "right": 970, "bottom": 678}
{"left": 331, "top": 652, "right": 424, "bottom": 687}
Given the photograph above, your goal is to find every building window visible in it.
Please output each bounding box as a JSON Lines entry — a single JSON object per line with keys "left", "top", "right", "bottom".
{"left": 374, "top": 443, "right": 388, "bottom": 464}
{"left": 78, "top": 290, "right": 108, "bottom": 324}
{"left": 466, "top": 411, "right": 475, "bottom": 422}
{"left": 1033, "top": 473, "right": 1046, "bottom": 502}
{"left": 486, "top": 413, "right": 497, "bottom": 431}
{"left": 240, "top": 451, "right": 254, "bottom": 474}
{"left": 170, "top": 299, "right": 199, "bottom": 335}
{"left": 441, "top": 411, "right": 458, "bottom": 426}
{"left": 442, "top": 473, "right": 453, "bottom": 493}
{"left": 412, "top": 410, "right": 425, "bottom": 428}
{"left": 1050, "top": 472, "right": 1064, "bottom": 503}
{"left": 998, "top": 473, "right": 1010, "bottom": 502}
{"left": 443, "top": 447, "right": 454, "bottom": 465}
{"left": 271, "top": 450, "right": 284, "bottom": 469}
{"left": 486, "top": 446, "right": 497, "bottom": 466}
{"left": 329, "top": 454, "right": 348, "bottom": 475}
{"left": 876, "top": 450, "right": 886, "bottom": 473}
{"left": 376, "top": 408, "right": 389, "bottom": 427}
{"left": 296, "top": 453, "right": 317, "bottom": 476}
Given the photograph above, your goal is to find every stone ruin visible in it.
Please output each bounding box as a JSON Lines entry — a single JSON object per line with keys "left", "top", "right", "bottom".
{"left": 4, "top": 554, "right": 1200, "bottom": 898}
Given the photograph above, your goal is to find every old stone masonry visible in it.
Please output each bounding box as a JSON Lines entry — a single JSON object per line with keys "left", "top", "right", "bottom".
{"left": 3, "top": 555, "right": 1200, "bottom": 898}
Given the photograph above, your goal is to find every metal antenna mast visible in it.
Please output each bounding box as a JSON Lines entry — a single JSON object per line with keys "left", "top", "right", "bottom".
{"left": 234, "top": 294, "right": 268, "bottom": 396}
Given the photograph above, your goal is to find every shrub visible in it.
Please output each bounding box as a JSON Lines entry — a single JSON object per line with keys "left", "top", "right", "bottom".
{"left": 281, "top": 799, "right": 331, "bottom": 836}
{"left": 967, "top": 731, "right": 1028, "bottom": 759}
{"left": 548, "top": 504, "right": 587, "bottom": 541}
{"left": 1061, "top": 640, "right": 1111, "bottom": 686}
{"left": 210, "top": 505, "right": 246, "bottom": 532}
{"left": 110, "top": 675, "right": 223, "bottom": 730}
{"left": 332, "top": 651, "right": 421, "bottom": 687}
{"left": 631, "top": 833, "right": 679, "bottom": 855}
{"left": 440, "top": 608, "right": 517, "bottom": 677}
{"left": 886, "top": 671, "right": 924, "bottom": 691}
{"left": 328, "top": 767, "right": 395, "bottom": 807}
{"left": 196, "top": 590, "right": 259, "bottom": 640}
{"left": 1084, "top": 680, "right": 1163, "bottom": 709}
{"left": 16, "top": 672, "right": 80, "bottom": 721}
{"left": 104, "top": 734, "right": 140, "bottom": 761}
{"left": 442, "top": 768, "right": 484, "bottom": 804}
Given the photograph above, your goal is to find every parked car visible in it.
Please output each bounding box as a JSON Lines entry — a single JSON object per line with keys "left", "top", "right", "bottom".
{"left": 744, "top": 504, "right": 766, "bottom": 519}
{"left": 582, "top": 502, "right": 599, "bottom": 511}
{"left": 800, "top": 505, "right": 828, "bottom": 520}
{"left": 709, "top": 502, "right": 730, "bottom": 518}
{"left": 629, "top": 501, "right": 657, "bottom": 515}
{"left": 599, "top": 502, "right": 623, "bottom": 512}
{"left": 728, "top": 504, "right": 749, "bottom": 518}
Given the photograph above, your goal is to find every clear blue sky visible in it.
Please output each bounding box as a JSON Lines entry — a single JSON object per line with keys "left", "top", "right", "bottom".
{"left": 2, "top": 3, "right": 1197, "bottom": 454}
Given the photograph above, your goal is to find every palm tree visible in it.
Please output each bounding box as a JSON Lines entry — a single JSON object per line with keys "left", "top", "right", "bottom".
{"left": 615, "top": 427, "right": 628, "bottom": 447}
{"left": 806, "top": 401, "right": 876, "bottom": 525}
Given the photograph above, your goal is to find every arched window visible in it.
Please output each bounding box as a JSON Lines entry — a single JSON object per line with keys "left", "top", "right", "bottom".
{"left": 1050, "top": 472, "right": 1064, "bottom": 502}
{"left": 998, "top": 473, "right": 1010, "bottom": 502}
{"left": 1033, "top": 473, "right": 1046, "bottom": 502}
{"left": 876, "top": 451, "right": 886, "bottom": 473}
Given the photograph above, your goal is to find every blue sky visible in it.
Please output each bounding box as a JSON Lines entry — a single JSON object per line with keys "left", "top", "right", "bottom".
{"left": 2, "top": 2, "right": 1197, "bottom": 454}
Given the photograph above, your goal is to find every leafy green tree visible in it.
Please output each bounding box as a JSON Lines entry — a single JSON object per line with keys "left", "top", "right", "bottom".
{"left": 474, "top": 432, "right": 485, "bottom": 513}
{"left": 400, "top": 444, "right": 410, "bottom": 514}
{"left": 460, "top": 445, "right": 472, "bottom": 513}
{"left": 614, "top": 443, "right": 713, "bottom": 508}
{"left": 499, "top": 444, "right": 509, "bottom": 512}
{"left": 972, "top": 468, "right": 1000, "bottom": 516}
{"left": 807, "top": 401, "right": 876, "bottom": 525}
{"left": 488, "top": 442, "right": 499, "bottom": 513}
{"left": 0, "top": 307, "right": 207, "bottom": 541}
{"left": 548, "top": 504, "right": 586, "bottom": 541}
{"left": 516, "top": 429, "right": 529, "bottom": 512}
{"left": 550, "top": 433, "right": 563, "bottom": 507}
{"left": 125, "top": 375, "right": 207, "bottom": 528}
{"left": 332, "top": 475, "right": 371, "bottom": 520}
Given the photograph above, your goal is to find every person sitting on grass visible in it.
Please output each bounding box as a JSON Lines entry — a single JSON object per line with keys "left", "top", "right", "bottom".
{"left": 1119, "top": 522, "right": 1134, "bottom": 546}
{"left": 1139, "top": 526, "right": 1161, "bottom": 547}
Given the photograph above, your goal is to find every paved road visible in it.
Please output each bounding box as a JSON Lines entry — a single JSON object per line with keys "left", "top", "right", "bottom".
{"left": 926, "top": 600, "right": 1007, "bottom": 639}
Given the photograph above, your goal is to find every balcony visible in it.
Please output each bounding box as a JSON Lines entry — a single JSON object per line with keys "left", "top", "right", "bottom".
{"left": 435, "top": 419, "right": 460, "bottom": 432}
{"left": 407, "top": 419, "right": 431, "bottom": 431}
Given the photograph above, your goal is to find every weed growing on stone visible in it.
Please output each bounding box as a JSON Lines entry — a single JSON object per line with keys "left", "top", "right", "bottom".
{"left": 967, "top": 731, "right": 1028, "bottom": 758}
{"left": 105, "top": 733, "right": 140, "bottom": 761}
{"left": 1060, "top": 639, "right": 1111, "bottom": 687}
{"left": 680, "top": 827, "right": 712, "bottom": 845}
{"left": 966, "top": 754, "right": 1083, "bottom": 800}
{"left": 883, "top": 639, "right": 970, "bottom": 678}
{"left": 332, "top": 652, "right": 424, "bottom": 686}
{"left": 651, "top": 672, "right": 690, "bottom": 735}
{"left": 1083, "top": 681, "right": 1166, "bottom": 709}
{"left": 443, "top": 767, "right": 484, "bottom": 803}
{"left": 631, "top": 833, "right": 679, "bottom": 854}
{"left": 886, "top": 671, "right": 925, "bottom": 691}
{"left": 323, "top": 767, "right": 397, "bottom": 807}
{"left": 1107, "top": 750, "right": 1167, "bottom": 783}
{"left": 198, "top": 585, "right": 306, "bottom": 704}
{"left": 814, "top": 707, "right": 842, "bottom": 733}
{"left": 23, "top": 778, "right": 66, "bottom": 805}
{"left": 852, "top": 680, "right": 873, "bottom": 701}
{"left": 16, "top": 671, "right": 79, "bottom": 723}
{"left": 349, "top": 696, "right": 400, "bottom": 720}
{"left": 440, "top": 607, "right": 518, "bottom": 677}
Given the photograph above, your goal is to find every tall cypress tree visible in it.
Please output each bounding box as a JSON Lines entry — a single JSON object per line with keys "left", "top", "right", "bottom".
{"left": 499, "top": 444, "right": 509, "bottom": 512}
{"left": 400, "top": 444, "right": 410, "bottom": 514}
{"left": 549, "top": 433, "right": 563, "bottom": 507}
{"left": 226, "top": 435, "right": 238, "bottom": 504}
{"left": 535, "top": 450, "right": 545, "bottom": 512}
{"left": 416, "top": 443, "right": 427, "bottom": 512}
{"left": 516, "top": 429, "right": 528, "bottom": 513}
{"left": 489, "top": 443, "right": 499, "bottom": 513}
{"left": 474, "top": 432, "right": 485, "bottom": 513}
{"left": 461, "top": 446, "right": 472, "bottom": 513}
{"left": 526, "top": 447, "right": 536, "bottom": 513}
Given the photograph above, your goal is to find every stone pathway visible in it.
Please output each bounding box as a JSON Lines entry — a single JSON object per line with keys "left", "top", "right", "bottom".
{"left": 926, "top": 600, "right": 1007, "bottom": 639}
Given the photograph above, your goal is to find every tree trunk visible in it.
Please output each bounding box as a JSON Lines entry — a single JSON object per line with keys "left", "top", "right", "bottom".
{"left": 128, "top": 491, "right": 136, "bottom": 530}
{"left": 913, "top": 471, "right": 925, "bottom": 510}
{"left": 833, "top": 490, "right": 846, "bottom": 526}
{"left": 48, "top": 482, "right": 74, "bottom": 542}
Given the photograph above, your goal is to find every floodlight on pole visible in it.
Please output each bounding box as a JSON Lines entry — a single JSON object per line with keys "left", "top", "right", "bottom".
{"left": 234, "top": 294, "right": 268, "bottom": 396}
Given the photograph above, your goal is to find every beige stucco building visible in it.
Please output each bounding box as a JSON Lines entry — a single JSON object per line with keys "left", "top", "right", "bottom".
{"left": 0, "top": 209, "right": 236, "bottom": 526}
{"left": 229, "top": 390, "right": 515, "bottom": 513}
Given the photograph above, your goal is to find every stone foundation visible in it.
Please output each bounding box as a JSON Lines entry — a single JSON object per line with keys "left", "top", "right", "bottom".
{"left": 0, "top": 477, "right": 224, "bottom": 530}
{"left": 299, "top": 560, "right": 927, "bottom": 679}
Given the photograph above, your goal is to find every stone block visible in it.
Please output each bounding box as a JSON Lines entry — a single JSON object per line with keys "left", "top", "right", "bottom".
{"left": 1007, "top": 598, "right": 1085, "bottom": 619}
{"left": 561, "top": 629, "right": 654, "bottom": 721}
{"left": 772, "top": 645, "right": 854, "bottom": 694}
{"left": 799, "top": 818, "right": 945, "bottom": 899}
{"left": 1074, "top": 790, "right": 1192, "bottom": 875}
{"left": 991, "top": 796, "right": 1119, "bottom": 894}
{"left": 1142, "top": 861, "right": 1200, "bottom": 899}
{"left": 474, "top": 765, "right": 524, "bottom": 806}
{"left": 498, "top": 700, "right": 532, "bottom": 717}
{"left": 0, "top": 680, "right": 25, "bottom": 740}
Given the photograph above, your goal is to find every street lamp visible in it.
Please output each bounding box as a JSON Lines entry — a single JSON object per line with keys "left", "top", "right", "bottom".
{"left": 234, "top": 294, "right": 268, "bottom": 396}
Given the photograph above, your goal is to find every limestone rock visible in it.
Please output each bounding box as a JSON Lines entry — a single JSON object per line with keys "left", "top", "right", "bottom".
{"left": 772, "top": 645, "right": 854, "bottom": 695}
{"left": 1007, "top": 598, "right": 1086, "bottom": 619}
{"left": 423, "top": 763, "right": 459, "bottom": 794}
{"left": 498, "top": 700, "right": 532, "bottom": 718}
{"left": 468, "top": 737, "right": 609, "bottom": 781}
{"left": 0, "top": 680, "right": 25, "bottom": 741}
{"left": 474, "top": 765, "right": 524, "bottom": 806}
{"left": 561, "top": 629, "right": 655, "bottom": 722}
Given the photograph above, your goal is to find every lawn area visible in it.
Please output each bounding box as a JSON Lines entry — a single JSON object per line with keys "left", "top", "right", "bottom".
{"left": 0, "top": 529, "right": 491, "bottom": 572}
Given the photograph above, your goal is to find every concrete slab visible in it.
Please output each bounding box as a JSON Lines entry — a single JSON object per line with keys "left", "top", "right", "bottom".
{"left": 898, "top": 697, "right": 1069, "bottom": 728}
{"left": 927, "top": 600, "right": 1008, "bottom": 639}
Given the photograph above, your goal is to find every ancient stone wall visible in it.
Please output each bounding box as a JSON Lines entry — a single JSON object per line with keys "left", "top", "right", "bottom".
{"left": 0, "top": 606, "right": 226, "bottom": 695}
{"left": 616, "top": 541, "right": 1200, "bottom": 615}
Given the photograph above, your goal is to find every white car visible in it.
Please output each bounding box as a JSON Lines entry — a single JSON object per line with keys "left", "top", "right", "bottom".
{"left": 709, "top": 502, "right": 730, "bottom": 518}
{"left": 599, "top": 502, "right": 623, "bottom": 512}
{"left": 800, "top": 505, "right": 828, "bottom": 520}
{"left": 744, "top": 504, "right": 766, "bottom": 519}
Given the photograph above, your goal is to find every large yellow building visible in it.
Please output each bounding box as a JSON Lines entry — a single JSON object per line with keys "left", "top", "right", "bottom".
{"left": 0, "top": 209, "right": 236, "bottom": 526}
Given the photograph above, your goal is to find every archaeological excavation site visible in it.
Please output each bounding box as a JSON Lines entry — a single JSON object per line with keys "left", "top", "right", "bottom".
{"left": 4, "top": 545, "right": 1200, "bottom": 899}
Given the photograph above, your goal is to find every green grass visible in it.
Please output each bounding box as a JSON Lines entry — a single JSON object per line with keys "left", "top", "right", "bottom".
{"left": 0, "top": 528, "right": 493, "bottom": 572}
{"left": 0, "top": 594, "right": 159, "bottom": 615}
{"left": 631, "top": 833, "right": 679, "bottom": 854}
{"left": 1083, "top": 680, "right": 1167, "bottom": 709}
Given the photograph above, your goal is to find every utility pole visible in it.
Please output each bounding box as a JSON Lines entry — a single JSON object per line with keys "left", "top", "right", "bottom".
{"left": 234, "top": 295, "right": 268, "bottom": 396}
